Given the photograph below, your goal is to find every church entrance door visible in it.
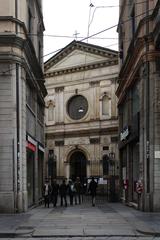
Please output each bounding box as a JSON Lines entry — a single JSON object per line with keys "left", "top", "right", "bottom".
{"left": 69, "top": 151, "right": 87, "bottom": 182}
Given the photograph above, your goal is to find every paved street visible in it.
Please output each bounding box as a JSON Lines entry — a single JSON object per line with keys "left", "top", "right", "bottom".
{"left": 0, "top": 196, "right": 160, "bottom": 239}
{"left": 0, "top": 237, "right": 159, "bottom": 240}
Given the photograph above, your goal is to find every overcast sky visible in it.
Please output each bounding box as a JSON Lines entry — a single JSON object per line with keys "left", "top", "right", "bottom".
{"left": 43, "top": 0, "right": 119, "bottom": 61}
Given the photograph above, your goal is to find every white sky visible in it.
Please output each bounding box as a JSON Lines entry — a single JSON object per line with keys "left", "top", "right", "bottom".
{"left": 43, "top": 0, "right": 119, "bottom": 62}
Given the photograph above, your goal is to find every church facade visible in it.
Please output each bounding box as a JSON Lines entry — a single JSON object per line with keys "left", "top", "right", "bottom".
{"left": 44, "top": 41, "right": 119, "bottom": 191}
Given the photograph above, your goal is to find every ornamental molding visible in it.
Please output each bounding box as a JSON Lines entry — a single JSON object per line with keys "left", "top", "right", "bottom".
{"left": 46, "top": 99, "right": 55, "bottom": 108}
{"left": 44, "top": 40, "right": 118, "bottom": 71}
{"left": 55, "top": 86, "right": 64, "bottom": 92}
{"left": 44, "top": 59, "right": 118, "bottom": 78}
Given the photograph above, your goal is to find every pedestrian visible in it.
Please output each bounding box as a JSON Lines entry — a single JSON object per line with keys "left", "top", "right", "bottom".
{"left": 67, "top": 179, "right": 75, "bottom": 205}
{"left": 51, "top": 179, "right": 59, "bottom": 207}
{"left": 43, "top": 180, "right": 52, "bottom": 208}
{"left": 88, "top": 177, "right": 97, "bottom": 206}
{"left": 59, "top": 179, "right": 68, "bottom": 207}
{"left": 74, "top": 177, "right": 82, "bottom": 205}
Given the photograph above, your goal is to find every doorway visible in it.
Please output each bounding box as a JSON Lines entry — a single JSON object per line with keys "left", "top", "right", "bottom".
{"left": 69, "top": 151, "right": 87, "bottom": 182}
{"left": 27, "top": 149, "right": 35, "bottom": 207}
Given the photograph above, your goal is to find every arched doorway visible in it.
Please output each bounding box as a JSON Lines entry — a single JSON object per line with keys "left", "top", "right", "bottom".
{"left": 69, "top": 151, "right": 87, "bottom": 182}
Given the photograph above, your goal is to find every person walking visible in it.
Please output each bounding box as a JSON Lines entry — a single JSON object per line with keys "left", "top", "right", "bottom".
{"left": 43, "top": 180, "right": 52, "bottom": 208}
{"left": 74, "top": 177, "right": 82, "bottom": 205}
{"left": 88, "top": 177, "right": 97, "bottom": 206}
{"left": 59, "top": 179, "right": 68, "bottom": 207}
{"left": 67, "top": 179, "right": 75, "bottom": 205}
{"left": 51, "top": 179, "right": 59, "bottom": 207}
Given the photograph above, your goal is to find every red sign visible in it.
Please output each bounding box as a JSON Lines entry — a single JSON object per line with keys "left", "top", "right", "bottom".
{"left": 26, "top": 142, "right": 36, "bottom": 152}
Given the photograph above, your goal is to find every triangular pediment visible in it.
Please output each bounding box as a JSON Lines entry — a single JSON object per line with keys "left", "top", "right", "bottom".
{"left": 44, "top": 41, "right": 118, "bottom": 73}
{"left": 46, "top": 49, "right": 108, "bottom": 72}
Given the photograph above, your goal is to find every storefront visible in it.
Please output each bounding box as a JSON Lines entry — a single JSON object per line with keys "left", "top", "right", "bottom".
{"left": 119, "top": 116, "right": 140, "bottom": 206}
{"left": 38, "top": 145, "right": 44, "bottom": 199}
{"left": 118, "top": 79, "right": 140, "bottom": 206}
{"left": 26, "top": 138, "right": 36, "bottom": 207}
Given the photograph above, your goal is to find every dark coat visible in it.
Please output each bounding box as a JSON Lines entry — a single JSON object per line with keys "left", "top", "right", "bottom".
{"left": 51, "top": 183, "right": 59, "bottom": 196}
{"left": 88, "top": 180, "right": 97, "bottom": 195}
{"left": 59, "top": 182, "right": 68, "bottom": 196}
{"left": 68, "top": 183, "right": 75, "bottom": 196}
{"left": 74, "top": 181, "right": 82, "bottom": 193}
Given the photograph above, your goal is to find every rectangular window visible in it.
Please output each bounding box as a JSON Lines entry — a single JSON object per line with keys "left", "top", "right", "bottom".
{"left": 132, "top": 82, "right": 140, "bottom": 116}
{"left": 103, "top": 146, "right": 109, "bottom": 150}
{"left": 37, "top": 101, "right": 44, "bottom": 123}
{"left": 26, "top": 83, "right": 35, "bottom": 112}
{"left": 28, "top": 8, "right": 32, "bottom": 34}
{"left": 131, "top": 6, "right": 135, "bottom": 39}
{"left": 38, "top": 41, "right": 42, "bottom": 64}
{"left": 122, "top": 101, "right": 128, "bottom": 128}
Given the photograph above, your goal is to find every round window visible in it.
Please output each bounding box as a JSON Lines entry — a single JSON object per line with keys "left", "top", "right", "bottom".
{"left": 67, "top": 95, "right": 88, "bottom": 120}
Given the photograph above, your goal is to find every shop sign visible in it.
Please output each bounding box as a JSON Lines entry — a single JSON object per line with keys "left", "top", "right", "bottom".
{"left": 38, "top": 145, "right": 45, "bottom": 153}
{"left": 26, "top": 142, "right": 36, "bottom": 152}
{"left": 155, "top": 151, "right": 160, "bottom": 158}
{"left": 120, "top": 126, "right": 129, "bottom": 141}
{"left": 27, "top": 135, "right": 37, "bottom": 146}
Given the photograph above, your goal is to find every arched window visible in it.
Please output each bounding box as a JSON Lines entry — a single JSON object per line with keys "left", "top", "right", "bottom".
{"left": 47, "top": 101, "right": 55, "bottom": 121}
{"left": 103, "top": 155, "right": 109, "bottom": 176}
{"left": 102, "top": 95, "right": 110, "bottom": 115}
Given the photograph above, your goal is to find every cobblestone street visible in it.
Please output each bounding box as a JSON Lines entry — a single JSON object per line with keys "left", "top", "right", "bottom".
{"left": 0, "top": 196, "right": 160, "bottom": 239}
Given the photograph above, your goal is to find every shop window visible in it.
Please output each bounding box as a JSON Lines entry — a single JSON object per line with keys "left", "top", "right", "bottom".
{"left": 132, "top": 82, "right": 140, "bottom": 116}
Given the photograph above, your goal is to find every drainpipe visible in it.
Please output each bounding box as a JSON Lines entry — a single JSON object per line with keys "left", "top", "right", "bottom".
{"left": 145, "top": 0, "right": 151, "bottom": 210}
{"left": 16, "top": 63, "right": 20, "bottom": 212}
{"left": 15, "top": 0, "right": 20, "bottom": 212}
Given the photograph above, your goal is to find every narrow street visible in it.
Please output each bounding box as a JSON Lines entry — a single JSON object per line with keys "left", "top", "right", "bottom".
{"left": 0, "top": 196, "right": 159, "bottom": 239}
{"left": 0, "top": 237, "right": 158, "bottom": 240}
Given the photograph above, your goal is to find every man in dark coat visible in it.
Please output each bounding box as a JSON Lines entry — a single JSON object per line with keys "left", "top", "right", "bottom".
{"left": 67, "top": 179, "right": 75, "bottom": 205}
{"left": 88, "top": 177, "right": 97, "bottom": 206}
{"left": 74, "top": 177, "right": 82, "bottom": 204}
{"left": 59, "top": 179, "right": 68, "bottom": 207}
{"left": 51, "top": 179, "right": 59, "bottom": 207}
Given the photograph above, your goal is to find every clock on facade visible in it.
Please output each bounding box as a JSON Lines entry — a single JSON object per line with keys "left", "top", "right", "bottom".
{"left": 67, "top": 95, "right": 88, "bottom": 120}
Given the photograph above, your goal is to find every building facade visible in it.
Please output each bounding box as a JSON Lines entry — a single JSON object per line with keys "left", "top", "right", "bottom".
{"left": 117, "top": 0, "right": 160, "bottom": 211}
{"left": 0, "top": 0, "right": 46, "bottom": 213}
{"left": 44, "top": 41, "right": 119, "bottom": 198}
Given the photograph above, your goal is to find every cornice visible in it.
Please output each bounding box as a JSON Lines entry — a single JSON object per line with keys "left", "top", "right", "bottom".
{"left": 46, "top": 126, "right": 118, "bottom": 139}
{"left": 44, "top": 59, "right": 118, "bottom": 78}
{"left": 116, "top": 4, "right": 160, "bottom": 103}
{"left": 35, "top": 0, "right": 45, "bottom": 30}
{"left": 116, "top": 49, "right": 160, "bottom": 105}
{"left": 0, "top": 34, "right": 47, "bottom": 96}
{"left": 117, "top": 1, "right": 160, "bottom": 82}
